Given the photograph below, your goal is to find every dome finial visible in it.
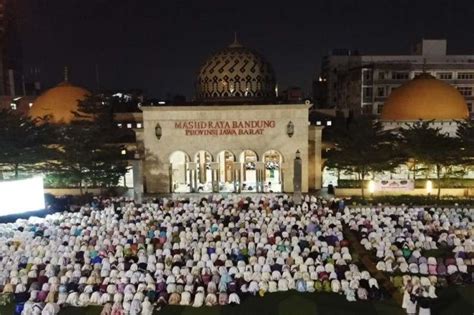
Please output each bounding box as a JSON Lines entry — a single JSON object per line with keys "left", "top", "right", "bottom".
{"left": 64, "top": 66, "right": 69, "bottom": 82}
{"left": 415, "top": 58, "right": 435, "bottom": 80}
{"left": 229, "top": 32, "right": 242, "bottom": 48}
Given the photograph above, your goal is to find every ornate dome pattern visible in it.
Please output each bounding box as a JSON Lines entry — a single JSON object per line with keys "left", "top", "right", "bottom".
{"left": 29, "top": 81, "right": 90, "bottom": 124}
{"left": 381, "top": 73, "right": 469, "bottom": 121}
{"left": 196, "top": 40, "right": 276, "bottom": 103}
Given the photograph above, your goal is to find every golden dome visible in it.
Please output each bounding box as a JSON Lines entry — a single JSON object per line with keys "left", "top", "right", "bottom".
{"left": 29, "top": 81, "right": 90, "bottom": 123}
{"left": 381, "top": 73, "right": 469, "bottom": 121}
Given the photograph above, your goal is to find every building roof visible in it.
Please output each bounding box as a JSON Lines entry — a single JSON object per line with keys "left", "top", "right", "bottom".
{"left": 380, "top": 73, "right": 470, "bottom": 121}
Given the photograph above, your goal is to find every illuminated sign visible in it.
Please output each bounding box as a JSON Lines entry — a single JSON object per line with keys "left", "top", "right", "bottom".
{"left": 174, "top": 120, "right": 276, "bottom": 136}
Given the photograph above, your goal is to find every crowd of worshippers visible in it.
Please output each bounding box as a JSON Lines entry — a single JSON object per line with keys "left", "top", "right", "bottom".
{"left": 343, "top": 205, "right": 473, "bottom": 314}
{"left": 0, "top": 195, "right": 386, "bottom": 315}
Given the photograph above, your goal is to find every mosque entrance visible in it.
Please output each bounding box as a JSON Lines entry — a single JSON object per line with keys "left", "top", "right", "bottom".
{"left": 240, "top": 150, "right": 258, "bottom": 192}
{"left": 217, "top": 150, "right": 236, "bottom": 192}
{"left": 169, "top": 149, "right": 283, "bottom": 193}
{"left": 169, "top": 151, "right": 190, "bottom": 193}
{"left": 194, "top": 151, "right": 213, "bottom": 193}
{"left": 263, "top": 150, "right": 283, "bottom": 192}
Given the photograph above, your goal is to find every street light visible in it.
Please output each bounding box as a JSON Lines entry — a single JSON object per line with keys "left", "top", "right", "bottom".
{"left": 155, "top": 123, "right": 162, "bottom": 140}
{"left": 426, "top": 180, "right": 433, "bottom": 195}
{"left": 368, "top": 180, "right": 376, "bottom": 197}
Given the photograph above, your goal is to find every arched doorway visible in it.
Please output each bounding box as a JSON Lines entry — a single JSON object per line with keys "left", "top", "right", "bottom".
{"left": 217, "top": 150, "right": 235, "bottom": 192}
{"left": 169, "top": 151, "right": 190, "bottom": 193}
{"left": 263, "top": 150, "right": 283, "bottom": 192}
{"left": 194, "top": 151, "right": 213, "bottom": 193}
{"left": 240, "top": 150, "right": 258, "bottom": 192}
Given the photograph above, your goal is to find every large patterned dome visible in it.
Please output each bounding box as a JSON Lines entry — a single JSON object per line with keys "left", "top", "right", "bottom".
{"left": 196, "top": 39, "right": 276, "bottom": 104}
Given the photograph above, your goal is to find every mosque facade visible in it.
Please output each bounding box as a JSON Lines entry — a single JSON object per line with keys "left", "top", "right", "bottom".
{"left": 137, "top": 39, "right": 323, "bottom": 194}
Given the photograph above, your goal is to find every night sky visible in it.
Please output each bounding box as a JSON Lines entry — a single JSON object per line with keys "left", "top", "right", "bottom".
{"left": 15, "top": 0, "right": 474, "bottom": 99}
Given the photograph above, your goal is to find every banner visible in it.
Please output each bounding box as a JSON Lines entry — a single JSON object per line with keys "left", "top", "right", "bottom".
{"left": 375, "top": 179, "right": 414, "bottom": 191}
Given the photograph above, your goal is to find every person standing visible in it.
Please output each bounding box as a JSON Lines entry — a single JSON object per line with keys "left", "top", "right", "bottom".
{"left": 405, "top": 293, "right": 417, "bottom": 315}
{"left": 417, "top": 291, "right": 432, "bottom": 315}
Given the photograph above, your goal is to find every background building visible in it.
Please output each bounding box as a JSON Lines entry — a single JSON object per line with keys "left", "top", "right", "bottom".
{"left": 0, "top": 0, "right": 40, "bottom": 113}
{"left": 323, "top": 72, "right": 472, "bottom": 192}
{"left": 314, "top": 39, "right": 474, "bottom": 118}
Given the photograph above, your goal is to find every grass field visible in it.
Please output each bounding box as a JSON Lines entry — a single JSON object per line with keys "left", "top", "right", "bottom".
{"left": 1, "top": 291, "right": 403, "bottom": 315}
{"left": 2, "top": 286, "right": 473, "bottom": 315}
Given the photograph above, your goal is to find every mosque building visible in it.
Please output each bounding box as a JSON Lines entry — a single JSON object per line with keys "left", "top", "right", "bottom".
{"left": 28, "top": 39, "right": 325, "bottom": 195}
{"left": 137, "top": 38, "right": 324, "bottom": 194}
{"left": 28, "top": 69, "right": 90, "bottom": 124}
{"left": 380, "top": 72, "right": 470, "bottom": 135}
{"left": 323, "top": 72, "right": 472, "bottom": 191}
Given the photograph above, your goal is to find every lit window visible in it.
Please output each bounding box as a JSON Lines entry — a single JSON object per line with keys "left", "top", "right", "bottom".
{"left": 127, "top": 123, "right": 132, "bottom": 128}
{"left": 10, "top": 103, "right": 16, "bottom": 110}
{"left": 29, "top": 102, "right": 33, "bottom": 108}
{"left": 457, "top": 86, "right": 472, "bottom": 96}
{"left": 316, "top": 121, "right": 321, "bottom": 126}
{"left": 158, "top": 101, "right": 166, "bottom": 105}
{"left": 437, "top": 72, "right": 452, "bottom": 80}
{"left": 392, "top": 72, "right": 409, "bottom": 80}
{"left": 137, "top": 123, "right": 142, "bottom": 128}
{"left": 326, "top": 121, "right": 332, "bottom": 126}
{"left": 121, "top": 149, "right": 127, "bottom": 155}
{"left": 117, "top": 123, "right": 122, "bottom": 127}
{"left": 458, "top": 72, "right": 474, "bottom": 80}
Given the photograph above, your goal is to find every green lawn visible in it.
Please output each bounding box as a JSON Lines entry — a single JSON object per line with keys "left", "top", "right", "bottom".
{"left": 1, "top": 291, "right": 403, "bottom": 315}
{"left": 3, "top": 287, "right": 473, "bottom": 315}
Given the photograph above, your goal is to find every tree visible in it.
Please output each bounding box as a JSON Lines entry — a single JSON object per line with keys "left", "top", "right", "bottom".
{"left": 456, "top": 120, "right": 474, "bottom": 167}
{"left": 399, "top": 121, "right": 461, "bottom": 199}
{"left": 54, "top": 93, "right": 132, "bottom": 194}
{"left": 0, "top": 109, "right": 55, "bottom": 178}
{"left": 325, "top": 117, "right": 401, "bottom": 199}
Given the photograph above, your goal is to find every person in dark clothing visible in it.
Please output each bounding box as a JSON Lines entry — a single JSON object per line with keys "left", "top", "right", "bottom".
{"left": 417, "top": 292, "right": 433, "bottom": 315}
{"left": 327, "top": 184, "right": 335, "bottom": 195}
